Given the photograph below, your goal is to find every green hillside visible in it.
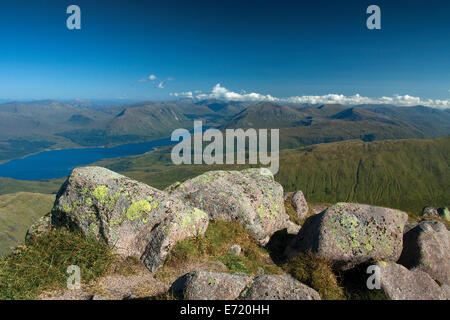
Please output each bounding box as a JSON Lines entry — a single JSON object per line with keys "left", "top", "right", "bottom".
{"left": 0, "top": 177, "right": 63, "bottom": 195}
{"left": 0, "top": 192, "right": 55, "bottom": 255}
{"left": 93, "top": 137, "right": 450, "bottom": 215}
{"left": 223, "top": 103, "right": 450, "bottom": 150}
{"left": 277, "top": 137, "right": 449, "bottom": 214}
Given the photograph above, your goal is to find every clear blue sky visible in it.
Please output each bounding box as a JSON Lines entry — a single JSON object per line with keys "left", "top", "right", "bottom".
{"left": 0, "top": 0, "right": 449, "bottom": 102}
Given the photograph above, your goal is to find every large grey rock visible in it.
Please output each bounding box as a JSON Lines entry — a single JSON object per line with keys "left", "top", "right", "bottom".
{"left": 290, "top": 191, "right": 309, "bottom": 220}
{"left": 375, "top": 261, "right": 445, "bottom": 300}
{"left": 50, "top": 166, "right": 208, "bottom": 271}
{"left": 242, "top": 274, "right": 321, "bottom": 300}
{"left": 170, "top": 271, "right": 253, "bottom": 300}
{"left": 286, "top": 203, "right": 409, "bottom": 270}
{"left": 398, "top": 219, "right": 450, "bottom": 285}
{"left": 167, "top": 168, "right": 291, "bottom": 245}
{"left": 170, "top": 271, "right": 320, "bottom": 300}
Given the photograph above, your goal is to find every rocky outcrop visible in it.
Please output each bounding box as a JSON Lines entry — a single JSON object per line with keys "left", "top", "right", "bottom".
{"left": 170, "top": 271, "right": 320, "bottom": 300}
{"left": 290, "top": 191, "right": 309, "bottom": 220}
{"left": 375, "top": 261, "right": 445, "bottom": 300}
{"left": 398, "top": 219, "right": 450, "bottom": 285}
{"left": 166, "top": 168, "right": 291, "bottom": 245}
{"left": 50, "top": 166, "right": 209, "bottom": 271}
{"left": 286, "top": 203, "right": 408, "bottom": 270}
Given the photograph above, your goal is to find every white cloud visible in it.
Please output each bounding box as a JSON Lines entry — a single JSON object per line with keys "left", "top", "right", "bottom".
{"left": 171, "top": 83, "right": 450, "bottom": 109}
{"left": 138, "top": 74, "right": 158, "bottom": 83}
{"left": 171, "top": 91, "right": 193, "bottom": 98}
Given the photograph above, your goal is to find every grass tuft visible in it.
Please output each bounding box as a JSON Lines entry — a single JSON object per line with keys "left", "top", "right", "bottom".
{"left": 0, "top": 229, "right": 115, "bottom": 300}
{"left": 283, "top": 252, "right": 345, "bottom": 300}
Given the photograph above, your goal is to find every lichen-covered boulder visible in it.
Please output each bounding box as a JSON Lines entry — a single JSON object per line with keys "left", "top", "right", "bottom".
{"left": 51, "top": 166, "right": 209, "bottom": 268}
{"left": 398, "top": 219, "right": 450, "bottom": 285}
{"left": 166, "top": 168, "right": 291, "bottom": 245}
{"left": 290, "top": 191, "right": 309, "bottom": 220}
{"left": 242, "top": 274, "right": 321, "bottom": 300}
{"left": 375, "top": 261, "right": 445, "bottom": 300}
{"left": 170, "top": 271, "right": 320, "bottom": 300}
{"left": 25, "top": 213, "right": 52, "bottom": 245}
{"left": 285, "top": 203, "right": 409, "bottom": 270}
{"left": 170, "top": 271, "right": 253, "bottom": 300}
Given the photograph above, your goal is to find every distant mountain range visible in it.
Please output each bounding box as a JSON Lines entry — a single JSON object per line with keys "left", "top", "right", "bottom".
{"left": 0, "top": 99, "right": 449, "bottom": 162}
{"left": 222, "top": 102, "right": 450, "bottom": 149}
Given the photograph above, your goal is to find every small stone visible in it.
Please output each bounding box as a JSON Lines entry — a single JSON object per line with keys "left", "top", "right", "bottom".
{"left": 229, "top": 244, "right": 242, "bottom": 255}
{"left": 290, "top": 190, "right": 309, "bottom": 220}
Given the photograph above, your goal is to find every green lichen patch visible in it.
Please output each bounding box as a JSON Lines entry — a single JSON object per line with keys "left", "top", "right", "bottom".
{"left": 93, "top": 186, "right": 109, "bottom": 203}
{"left": 126, "top": 200, "right": 152, "bottom": 221}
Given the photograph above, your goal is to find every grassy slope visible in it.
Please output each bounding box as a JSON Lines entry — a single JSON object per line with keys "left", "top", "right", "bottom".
{"left": 0, "top": 192, "right": 55, "bottom": 255}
